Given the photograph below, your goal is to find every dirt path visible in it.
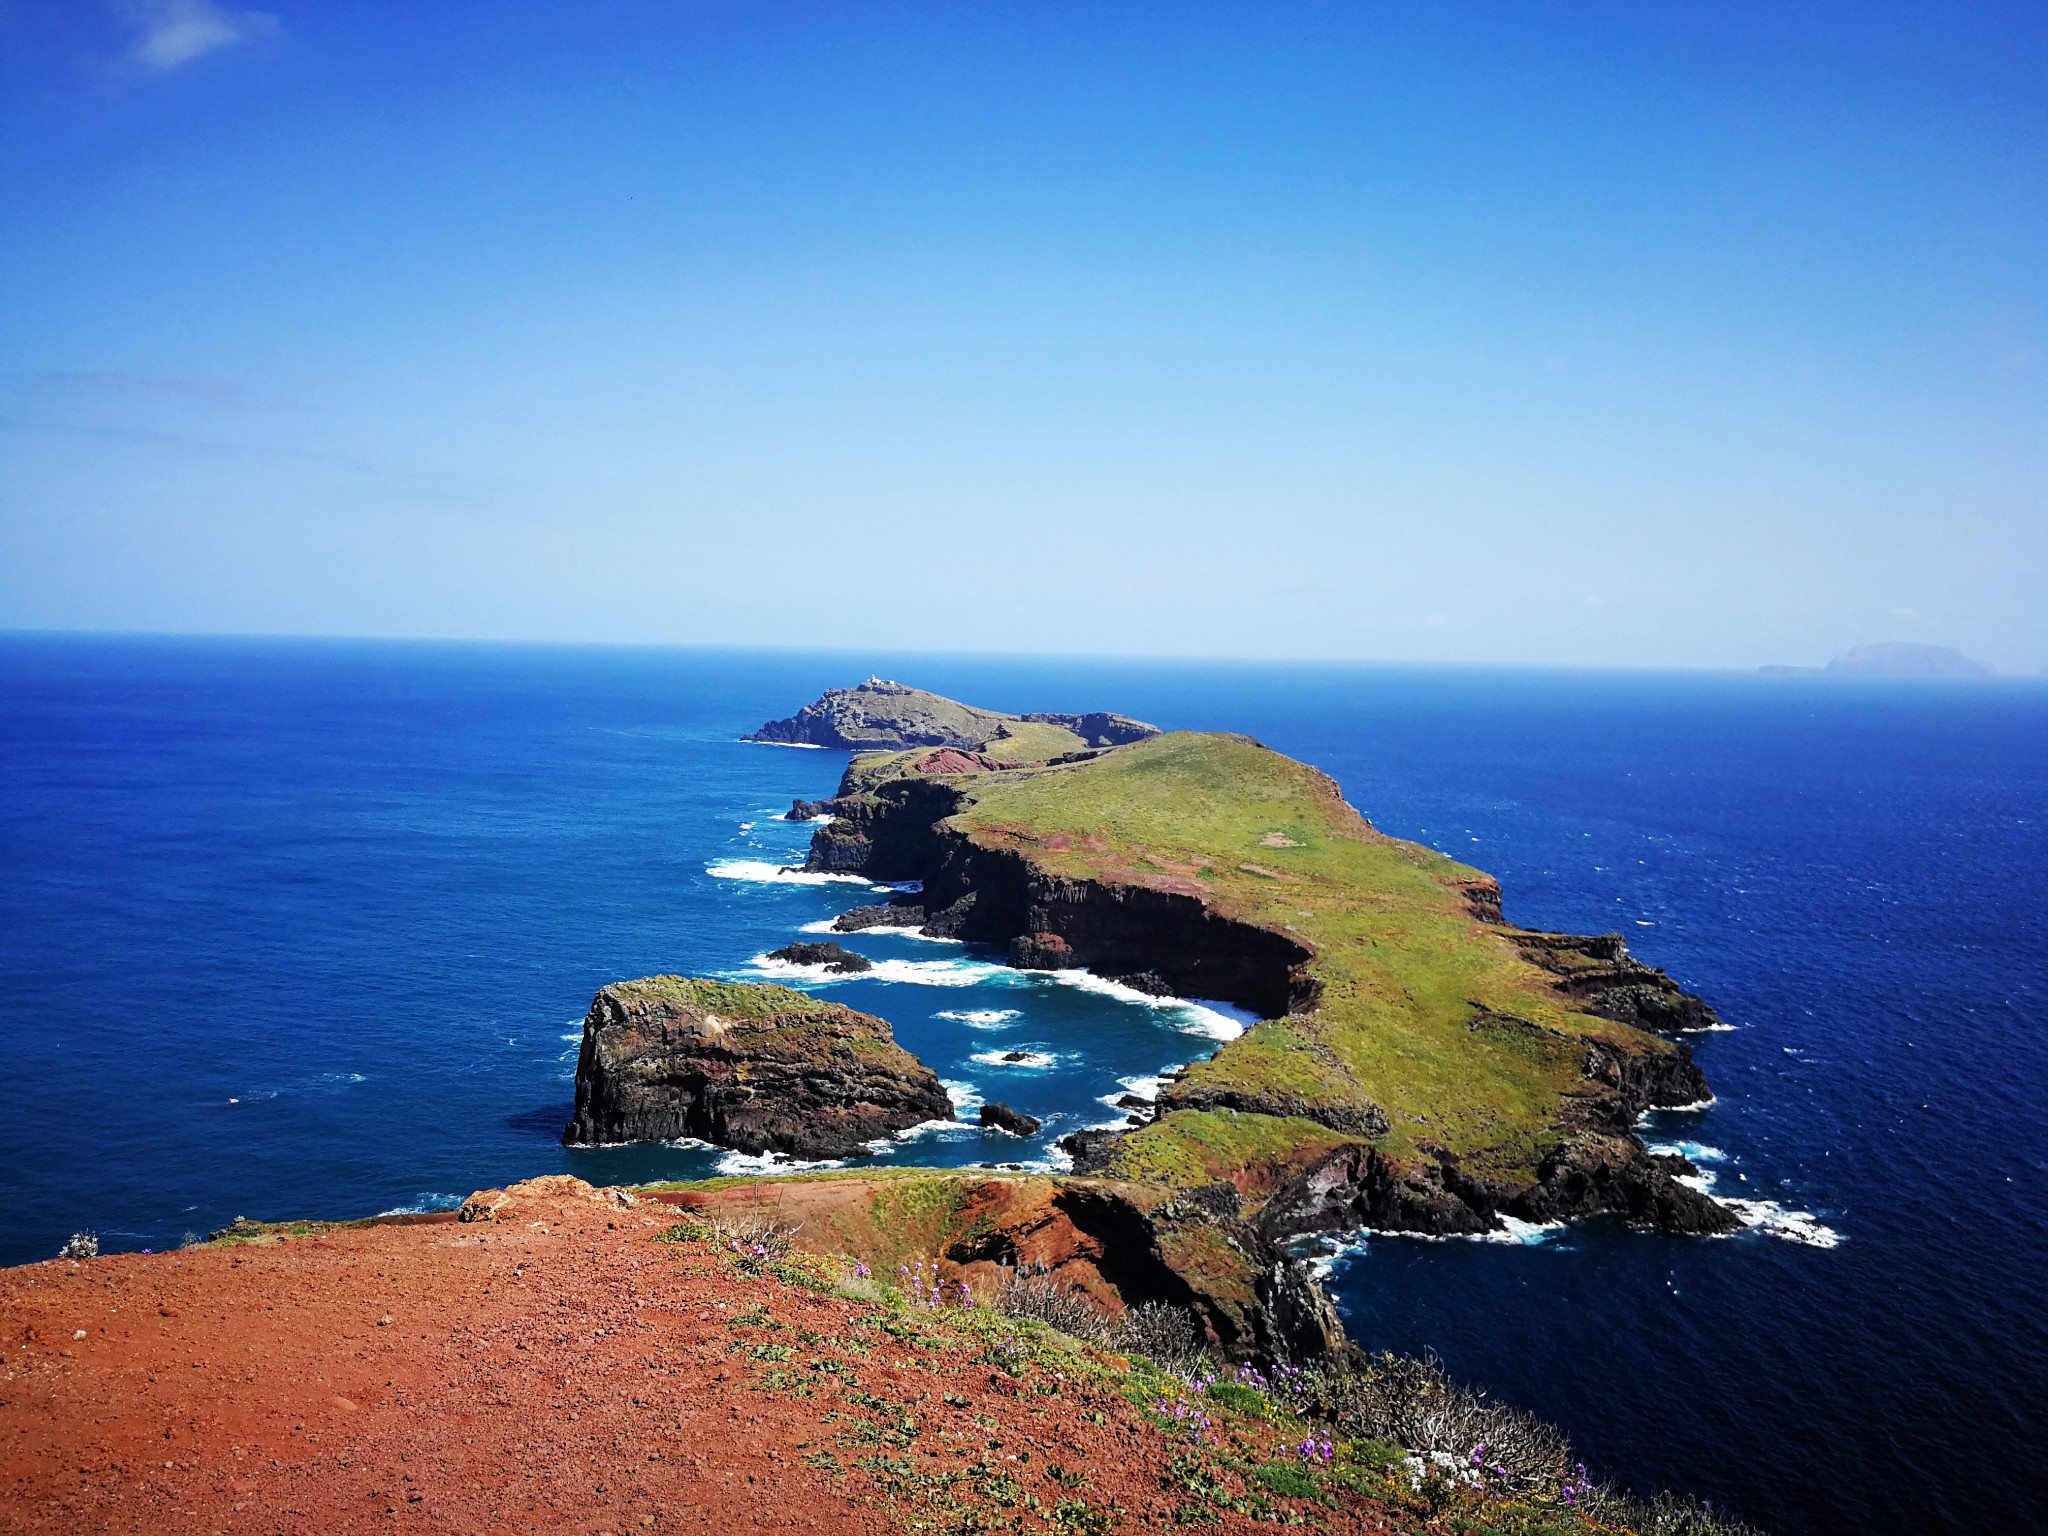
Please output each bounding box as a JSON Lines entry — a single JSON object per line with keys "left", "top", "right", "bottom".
{"left": 1, "top": 1178, "right": 1408, "bottom": 1536}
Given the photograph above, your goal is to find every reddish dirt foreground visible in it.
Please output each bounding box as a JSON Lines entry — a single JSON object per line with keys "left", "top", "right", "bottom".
{"left": 0, "top": 1177, "right": 1407, "bottom": 1536}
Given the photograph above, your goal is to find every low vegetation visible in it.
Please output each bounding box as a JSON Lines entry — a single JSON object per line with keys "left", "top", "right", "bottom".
{"left": 649, "top": 1213, "right": 1763, "bottom": 1536}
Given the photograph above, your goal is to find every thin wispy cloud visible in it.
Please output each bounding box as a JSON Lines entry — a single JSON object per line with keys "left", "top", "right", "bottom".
{"left": 121, "top": 0, "right": 279, "bottom": 73}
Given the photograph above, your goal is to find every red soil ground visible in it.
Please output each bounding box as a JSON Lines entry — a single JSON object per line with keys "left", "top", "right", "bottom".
{"left": 0, "top": 1177, "right": 1410, "bottom": 1536}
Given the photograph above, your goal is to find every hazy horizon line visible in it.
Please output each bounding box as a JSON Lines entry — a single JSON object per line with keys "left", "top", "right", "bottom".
{"left": 3, "top": 624, "right": 2037, "bottom": 681}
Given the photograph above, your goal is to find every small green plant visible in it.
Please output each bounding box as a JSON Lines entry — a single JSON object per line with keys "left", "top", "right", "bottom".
{"left": 1249, "top": 1462, "right": 1322, "bottom": 1500}
{"left": 1051, "top": 1497, "right": 1116, "bottom": 1534}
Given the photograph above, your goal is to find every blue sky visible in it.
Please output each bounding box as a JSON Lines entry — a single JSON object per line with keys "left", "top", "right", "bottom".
{"left": 2, "top": 2, "right": 2043, "bottom": 668}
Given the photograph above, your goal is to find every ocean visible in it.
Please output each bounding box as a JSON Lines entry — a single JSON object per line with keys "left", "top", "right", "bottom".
{"left": 3, "top": 634, "right": 2043, "bottom": 1534}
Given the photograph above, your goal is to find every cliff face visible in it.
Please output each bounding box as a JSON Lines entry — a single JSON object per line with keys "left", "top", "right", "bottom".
{"left": 800, "top": 732, "right": 1735, "bottom": 1239}
{"left": 563, "top": 977, "right": 953, "bottom": 1158}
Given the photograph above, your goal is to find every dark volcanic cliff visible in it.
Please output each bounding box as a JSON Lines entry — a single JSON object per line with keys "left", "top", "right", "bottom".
{"left": 564, "top": 977, "right": 952, "bottom": 1158}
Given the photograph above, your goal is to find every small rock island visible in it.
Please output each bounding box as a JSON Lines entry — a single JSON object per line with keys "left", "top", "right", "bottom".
{"left": 745, "top": 676, "right": 1159, "bottom": 755}
{"left": 563, "top": 976, "right": 952, "bottom": 1158}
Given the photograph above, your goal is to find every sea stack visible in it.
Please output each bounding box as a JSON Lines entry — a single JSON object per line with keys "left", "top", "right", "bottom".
{"left": 564, "top": 977, "right": 951, "bottom": 1158}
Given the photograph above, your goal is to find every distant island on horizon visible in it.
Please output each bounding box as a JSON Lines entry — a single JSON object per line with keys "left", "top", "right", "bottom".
{"left": 1759, "top": 640, "right": 1995, "bottom": 679}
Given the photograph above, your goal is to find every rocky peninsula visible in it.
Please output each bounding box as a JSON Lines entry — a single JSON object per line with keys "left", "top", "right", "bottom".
{"left": 563, "top": 976, "right": 952, "bottom": 1158}
{"left": 782, "top": 688, "right": 1734, "bottom": 1240}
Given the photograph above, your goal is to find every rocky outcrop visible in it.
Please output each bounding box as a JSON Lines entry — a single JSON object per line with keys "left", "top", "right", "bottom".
{"left": 765, "top": 941, "right": 872, "bottom": 973}
{"left": 1512, "top": 931, "right": 1727, "bottom": 1034}
{"left": 1016, "top": 711, "right": 1161, "bottom": 748}
{"left": 1163, "top": 1084, "right": 1390, "bottom": 1138}
{"left": 831, "top": 903, "right": 926, "bottom": 932}
{"left": 745, "top": 679, "right": 1158, "bottom": 754}
{"left": 1248, "top": 1136, "right": 1738, "bottom": 1241}
{"left": 663, "top": 1169, "right": 1342, "bottom": 1364}
{"left": 563, "top": 977, "right": 951, "bottom": 1158}
{"left": 979, "top": 1102, "right": 1042, "bottom": 1136}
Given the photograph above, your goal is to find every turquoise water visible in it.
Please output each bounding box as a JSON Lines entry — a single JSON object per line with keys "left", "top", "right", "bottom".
{"left": 3, "top": 634, "right": 2044, "bottom": 1533}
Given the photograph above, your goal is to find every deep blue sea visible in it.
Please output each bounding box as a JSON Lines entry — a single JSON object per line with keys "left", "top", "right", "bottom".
{"left": 4, "top": 635, "right": 2044, "bottom": 1534}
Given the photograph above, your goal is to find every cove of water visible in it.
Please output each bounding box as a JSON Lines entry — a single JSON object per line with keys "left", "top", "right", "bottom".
{"left": 3, "top": 634, "right": 2043, "bottom": 1534}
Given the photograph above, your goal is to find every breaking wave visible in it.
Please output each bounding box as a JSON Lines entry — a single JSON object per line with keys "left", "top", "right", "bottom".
{"left": 706, "top": 859, "right": 889, "bottom": 887}
{"left": 741, "top": 953, "right": 1011, "bottom": 988}
{"left": 971, "top": 1048, "right": 1059, "bottom": 1070}
{"left": 938, "top": 1008, "right": 1022, "bottom": 1029}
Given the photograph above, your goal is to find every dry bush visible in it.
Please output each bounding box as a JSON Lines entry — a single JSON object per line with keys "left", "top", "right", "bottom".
{"left": 58, "top": 1231, "right": 98, "bottom": 1260}
{"left": 1111, "top": 1300, "right": 1214, "bottom": 1381}
{"left": 992, "top": 1266, "right": 1215, "bottom": 1380}
{"left": 1582, "top": 1488, "right": 1767, "bottom": 1536}
{"left": 706, "top": 1211, "right": 803, "bottom": 1261}
{"left": 1298, "top": 1351, "right": 1571, "bottom": 1492}
{"left": 995, "top": 1263, "right": 1106, "bottom": 1339}
{"left": 1298, "top": 1351, "right": 1766, "bottom": 1534}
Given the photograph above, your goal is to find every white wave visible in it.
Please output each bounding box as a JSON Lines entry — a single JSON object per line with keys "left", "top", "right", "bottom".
{"left": 1099, "top": 1073, "right": 1168, "bottom": 1109}
{"left": 944, "top": 1078, "right": 983, "bottom": 1113}
{"left": 798, "top": 916, "right": 960, "bottom": 943}
{"left": 972, "top": 1048, "right": 1059, "bottom": 1070}
{"left": 1670, "top": 1162, "right": 1845, "bottom": 1247}
{"left": 714, "top": 1147, "right": 848, "bottom": 1175}
{"left": 939, "top": 1008, "right": 1022, "bottom": 1029}
{"left": 1037, "top": 970, "right": 1250, "bottom": 1040}
{"left": 742, "top": 739, "right": 826, "bottom": 749}
{"left": 1483, "top": 1216, "right": 1566, "bottom": 1245}
{"left": 1645, "top": 1139, "right": 1728, "bottom": 1164}
{"left": 706, "top": 859, "right": 885, "bottom": 887}
{"left": 1302, "top": 1231, "right": 1368, "bottom": 1278}
{"left": 875, "top": 1116, "right": 980, "bottom": 1147}
{"left": 1637, "top": 1096, "right": 1716, "bottom": 1124}
{"left": 1717, "top": 1198, "right": 1843, "bottom": 1248}
{"left": 742, "top": 954, "right": 1011, "bottom": 988}
{"left": 376, "top": 1193, "right": 463, "bottom": 1217}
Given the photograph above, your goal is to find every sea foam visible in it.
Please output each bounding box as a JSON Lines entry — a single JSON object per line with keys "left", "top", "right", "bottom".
{"left": 741, "top": 953, "right": 1010, "bottom": 988}
{"left": 1039, "top": 969, "right": 1251, "bottom": 1040}
{"left": 971, "top": 1048, "right": 1059, "bottom": 1070}
{"left": 798, "top": 917, "right": 961, "bottom": 943}
{"left": 938, "top": 1009, "right": 1022, "bottom": 1029}
{"left": 707, "top": 859, "right": 886, "bottom": 887}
